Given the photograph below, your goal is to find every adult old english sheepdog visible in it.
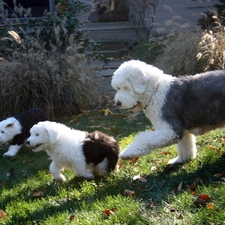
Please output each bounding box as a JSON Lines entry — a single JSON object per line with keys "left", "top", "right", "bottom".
{"left": 111, "top": 60, "right": 225, "bottom": 164}
{"left": 27, "top": 121, "right": 119, "bottom": 181}
{"left": 0, "top": 108, "right": 48, "bottom": 157}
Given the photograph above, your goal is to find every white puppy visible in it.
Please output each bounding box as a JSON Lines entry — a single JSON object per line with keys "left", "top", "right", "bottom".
{"left": 27, "top": 121, "right": 119, "bottom": 181}
{"left": 111, "top": 60, "right": 225, "bottom": 164}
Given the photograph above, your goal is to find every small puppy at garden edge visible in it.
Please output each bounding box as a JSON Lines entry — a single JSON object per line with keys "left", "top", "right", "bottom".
{"left": 0, "top": 108, "right": 48, "bottom": 157}
{"left": 27, "top": 121, "right": 119, "bottom": 181}
{"left": 111, "top": 60, "right": 225, "bottom": 164}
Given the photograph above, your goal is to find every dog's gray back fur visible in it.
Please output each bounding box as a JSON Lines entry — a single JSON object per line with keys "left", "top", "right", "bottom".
{"left": 162, "top": 70, "right": 225, "bottom": 138}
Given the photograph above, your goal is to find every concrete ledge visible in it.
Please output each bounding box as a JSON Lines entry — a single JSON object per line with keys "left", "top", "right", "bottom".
{"left": 81, "top": 22, "right": 134, "bottom": 31}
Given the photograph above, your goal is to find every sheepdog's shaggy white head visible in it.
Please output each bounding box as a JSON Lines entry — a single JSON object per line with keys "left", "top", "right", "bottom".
{"left": 0, "top": 117, "right": 21, "bottom": 144}
{"left": 111, "top": 60, "right": 164, "bottom": 112}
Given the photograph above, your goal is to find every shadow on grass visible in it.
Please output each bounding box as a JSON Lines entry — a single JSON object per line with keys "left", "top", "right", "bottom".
{"left": 1, "top": 110, "right": 225, "bottom": 223}
{"left": 3, "top": 152, "right": 225, "bottom": 224}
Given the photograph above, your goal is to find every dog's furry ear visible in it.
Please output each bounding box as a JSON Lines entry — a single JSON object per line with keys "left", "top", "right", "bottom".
{"left": 44, "top": 128, "right": 58, "bottom": 144}
{"left": 6, "top": 123, "right": 14, "bottom": 129}
{"left": 129, "top": 73, "right": 147, "bottom": 94}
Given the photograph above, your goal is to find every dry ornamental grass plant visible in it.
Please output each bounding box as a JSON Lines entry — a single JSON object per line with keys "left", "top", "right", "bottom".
{"left": 0, "top": 31, "right": 102, "bottom": 118}
{"left": 154, "top": 30, "right": 204, "bottom": 76}
{"left": 0, "top": 1, "right": 102, "bottom": 118}
{"left": 197, "top": 15, "right": 225, "bottom": 71}
{"left": 149, "top": 5, "right": 225, "bottom": 76}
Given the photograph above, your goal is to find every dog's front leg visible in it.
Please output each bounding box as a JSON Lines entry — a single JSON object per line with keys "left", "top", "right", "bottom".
{"left": 50, "top": 161, "right": 66, "bottom": 181}
{"left": 119, "top": 129, "right": 178, "bottom": 159}
{"left": 3, "top": 144, "right": 22, "bottom": 157}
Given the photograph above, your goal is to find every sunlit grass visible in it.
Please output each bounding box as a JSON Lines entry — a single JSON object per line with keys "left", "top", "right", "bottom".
{"left": 0, "top": 109, "right": 225, "bottom": 224}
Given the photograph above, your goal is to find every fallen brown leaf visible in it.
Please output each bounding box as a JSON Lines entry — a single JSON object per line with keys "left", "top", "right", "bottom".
{"left": 129, "top": 157, "right": 139, "bottom": 164}
{"left": 177, "top": 213, "right": 184, "bottom": 219}
{"left": 163, "top": 163, "right": 173, "bottom": 171}
{"left": 98, "top": 108, "right": 113, "bottom": 116}
{"left": 205, "top": 145, "right": 220, "bottom": 150}
{"left": 194, "top": 193, "right": 211, "bottom": 207}
{"left": 102, "top": 208, "right": 116, "bottom": 215}
{"left": 0, "top": 210, "right": 6, "bottom": 219}
{"left": 118, "top": 162, "right": 124, "bottom": 169}
{"left": 206, "top": 204, "right": 214, "bottom": 209}
{"left": 214, "top": 172, "right": 225, "bottom": 178}
{"left": 124, "top": 189, "right": 136, "bottom": 197}
{"left": 148, "top": 198, "right": 157, "bottom": 208}
{"left": 69, "top": 114, "right": 82, "bottom": 123}
{"left": 69, "top": 215, "right": 75, "bottom": 220}
{"left": 32, "top": 190, "right": 45, "bottom": 197}
{"left": 198, "top": 193, "right": 211, "bottom": 201}
{"left": 161, "top": 151, "right": 170, "bottom": 155}
{"left": 188, "top": 182, "right": 197, "bottom": 192}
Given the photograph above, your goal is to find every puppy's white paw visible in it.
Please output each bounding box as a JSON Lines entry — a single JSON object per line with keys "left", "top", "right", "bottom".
{"left": 76, "top": 171, "right": 94, "bottom": 179}
{"left": 53, "top": 174, "right": 66, "bottom": 182}
{"left": 3, "top": 145, "right": 21, "bottom": 157}
{"left": 3, "top": 151, "right": 16, "bottom": 157}
{"left": 82, "top": 173, "right": 95, "bottom": 180}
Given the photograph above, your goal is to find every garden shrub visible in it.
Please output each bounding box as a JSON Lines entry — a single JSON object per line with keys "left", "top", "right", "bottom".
{"left": 133, "top": 8, "right": 225, "bottom": 76}
{"left": 153, "top": 31, "right": 204, "bottom": 76}
{"left": 0, "top": 0, "right": 102, "bottom": 118}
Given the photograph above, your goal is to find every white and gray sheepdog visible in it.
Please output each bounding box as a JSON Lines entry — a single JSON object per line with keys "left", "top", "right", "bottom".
{"left": 111, "top": 60, "right": 225, "bottom": 164}
{"left": 27, "top": 121, "right": 119, "bottom": 181}
{"left": 0, "top": 108, "right": 48, "bottom": 157}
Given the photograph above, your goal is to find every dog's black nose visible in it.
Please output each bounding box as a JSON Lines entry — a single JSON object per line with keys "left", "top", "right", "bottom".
{"left": 116, "top": 101, "right": 121, "bottom": 107}
{"left": 27, "top": 141, "right": 30, "bottom": 146}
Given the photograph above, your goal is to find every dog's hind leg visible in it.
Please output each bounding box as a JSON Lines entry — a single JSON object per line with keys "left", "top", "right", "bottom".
{"left": 168, "top": 131, "right": 197, "bottom": 164}
{"left": 3, "top": 144, "right": 22, "bottom": 157}
{"left": 73, "top": 164, "right": 95, "bottom": 179}
{"left": 95, "top": 158, "right": 109, "bottom": 176}
{"left": 50, "top": 161, "right": 66, "bottom": 181}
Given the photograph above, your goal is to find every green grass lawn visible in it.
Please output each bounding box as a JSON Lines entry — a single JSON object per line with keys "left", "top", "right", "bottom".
{"left": 0, "top": 108, "right": 225, "bottom": 224}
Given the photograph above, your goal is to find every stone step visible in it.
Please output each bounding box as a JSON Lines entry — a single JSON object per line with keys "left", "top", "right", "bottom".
{"left": 82, "top": 22, "right": 136, "bottom": 42}
{"left": 94, "top": 39, "right": 127, "bottom": 51}
{"left": 99, "top": 69, "right": 116, "bottom": 77}
{"left": 83, "top": 22, "right": 138, "bottom": 59}
{"left": 97, "top": 49, "right": 129, "bottom": 58}
{"left": 81, "top": 22, "right": 133, "bottom": 31}
{"left": 90, "top": 59, "right": 125, "bottom": 97}
{"left": 90, "top": 59, "right": 124, "bottom": 69}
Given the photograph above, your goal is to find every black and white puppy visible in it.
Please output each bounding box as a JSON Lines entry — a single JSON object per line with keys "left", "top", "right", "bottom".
{"left": 27, "top": 121, "right": 119, "bottom": 181}
{"left": 111, "top": 60, "right": 225, "bottom": 164}
{"left": 0, "top": 108, "right": 48, "bottom": 157}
